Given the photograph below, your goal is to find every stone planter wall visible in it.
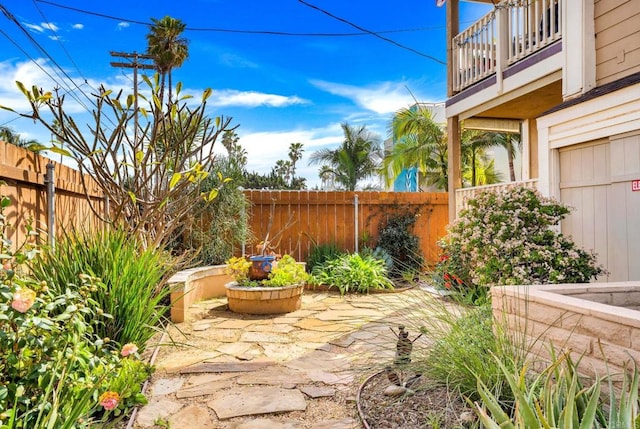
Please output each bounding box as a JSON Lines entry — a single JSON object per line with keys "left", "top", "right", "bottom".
{"left": 167, "top": 265, "right": 232, "bottom": 323}
{"left": 492, "top": 282, "right": 640, "bottom": 380}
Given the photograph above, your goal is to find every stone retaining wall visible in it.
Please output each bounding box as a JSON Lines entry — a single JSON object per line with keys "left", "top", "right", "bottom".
{"left": 492, "top": 282, "right": 640, "bottom": 379}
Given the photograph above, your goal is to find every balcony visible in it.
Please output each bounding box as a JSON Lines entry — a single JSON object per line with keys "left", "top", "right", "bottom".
{"left": 452, "top": 0, "right": 562, "bottom": 93}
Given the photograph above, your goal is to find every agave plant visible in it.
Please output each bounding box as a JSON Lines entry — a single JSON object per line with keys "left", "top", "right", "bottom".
{"left": 473, "top": 349, "right": 640, "bottom": 429}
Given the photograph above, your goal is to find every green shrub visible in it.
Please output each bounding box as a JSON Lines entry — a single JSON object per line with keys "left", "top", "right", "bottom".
{"left": 376, "top": 212, "right": 424, "bottom": 278}
{"left": 310, "top": 253, "right": 394, "bottom": 295}
{"left": 433, "top": 186, "right": 605, "bottom": 304}
{"left": 30, "top": 228, "right": 175, "bottom": 348}
{"left": 305, "top": 243, "right": 344, "bottom": 273}
{"left": 186, "top": 156, "right": 252, "bottom": 265}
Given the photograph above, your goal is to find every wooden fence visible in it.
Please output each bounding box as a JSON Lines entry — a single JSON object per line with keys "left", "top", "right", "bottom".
{"left": 0, "top": 140, "right": 450, "bottom": 267}
{"left": 0, "top": 141, "right": 105, "bottom": 249}
{"left": 243, "top": 190, "right": 449, "bottom": 266}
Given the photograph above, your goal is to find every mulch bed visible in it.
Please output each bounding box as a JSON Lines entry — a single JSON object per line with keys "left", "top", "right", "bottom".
{"left": 357, "top": 371, "right": 474, "bottom": 429}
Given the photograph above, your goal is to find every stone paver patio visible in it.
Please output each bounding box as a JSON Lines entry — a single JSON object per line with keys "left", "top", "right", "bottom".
{"left": 132, "top": 289, "right": 434, "bottom": 429}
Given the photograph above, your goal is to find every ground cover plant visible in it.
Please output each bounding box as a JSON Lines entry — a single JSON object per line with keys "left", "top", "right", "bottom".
{"left": 29, "top": 228, "right": 174, "bottom": 348}
{"left": 432, "top": 185, "right": 605, "bottom": 304}
{"left": 309, "top": 252, "right": 394, "bottom": 295}
{"left": 0, "top": 197, "right": 151, "bottom": 428}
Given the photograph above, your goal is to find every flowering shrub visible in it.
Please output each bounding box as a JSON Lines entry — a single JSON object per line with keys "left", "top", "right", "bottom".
{"left": 0, "top": 195, "right": 150, "bottom": 427}
{"left": 432, "top": 186, "right": 605, "bottom": 303}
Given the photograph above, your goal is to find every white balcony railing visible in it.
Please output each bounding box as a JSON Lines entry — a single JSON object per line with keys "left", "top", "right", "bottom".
{"left": 455, "top": 179, "right": 538, "bottom": 215}
{"left": 453, "top": 0, "right": 562, "bottom": 92}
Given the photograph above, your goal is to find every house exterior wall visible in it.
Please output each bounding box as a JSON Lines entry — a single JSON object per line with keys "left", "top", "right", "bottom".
{"left": 537, "top": 81, "right": 640, "bottom": 281}
{"left": 595, "top": 0, "right": 640, "bottom": 86}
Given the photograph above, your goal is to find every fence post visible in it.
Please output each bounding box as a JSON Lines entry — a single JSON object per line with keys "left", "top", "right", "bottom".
{"left": 45, "top": 162, "right": 55, "bottom": 248}
{"left": 354, "top": 194, "right": 359, "bottom": 253}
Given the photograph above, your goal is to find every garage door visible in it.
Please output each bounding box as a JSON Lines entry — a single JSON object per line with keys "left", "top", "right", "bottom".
{"left": 559, "top": 140, "right": 610, "bottom": 281}
{"left": 559, "top": 133, "right": 640, "bottom": 282}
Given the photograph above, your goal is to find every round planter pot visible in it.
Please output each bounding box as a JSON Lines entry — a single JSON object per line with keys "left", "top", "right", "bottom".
{"left": 225, "top": 282, "right": 303, "bottom": 315}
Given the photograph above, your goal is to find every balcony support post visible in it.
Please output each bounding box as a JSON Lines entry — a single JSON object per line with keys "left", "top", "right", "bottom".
{"left": 447, "top": 115, "right": 461, "bottom": 221}
{"left": 446, "top": 0, "right": 459, "bottom": 98}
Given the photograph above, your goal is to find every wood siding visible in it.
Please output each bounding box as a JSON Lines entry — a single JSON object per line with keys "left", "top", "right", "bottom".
{"left": 0, "top": 141, "right": 105, "bottom": 250}
{"left": 595, "top": 0, "right": 640, "bottom": 85}
{"left": 244, "top": 190, "right": 449, "bottom": 267}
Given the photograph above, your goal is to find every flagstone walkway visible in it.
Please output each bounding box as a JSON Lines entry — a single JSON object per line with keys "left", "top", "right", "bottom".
{"left": 131, "top": 289, "right": 434, "bottom": 429}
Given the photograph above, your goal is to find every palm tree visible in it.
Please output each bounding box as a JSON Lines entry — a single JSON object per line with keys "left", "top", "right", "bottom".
{"left": 287, "top": 142, "right": 304, "bottom": 184}
{"left": 383, "top": 105, "right": 448, "bottom": 190}
{"left": 486, "top": 132, "right": 522, "bottom": 181}
{"left": 309, "top": 123, "right": 382, "bottom": 191}
{"left": 0, "top": 126, "right": 41, "bottom": 151}
{"left": 146, "top": 16, "right": 189, "bottom": 103}
{"left": 460, "top": 129, "right": 502, "bottom": 187}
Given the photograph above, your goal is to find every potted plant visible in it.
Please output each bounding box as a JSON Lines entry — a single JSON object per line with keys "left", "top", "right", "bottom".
{"left": 224, "top": 254, "right": 309, "bottom": 315}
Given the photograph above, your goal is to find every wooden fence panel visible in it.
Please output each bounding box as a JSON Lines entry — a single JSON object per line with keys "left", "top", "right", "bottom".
{"left": 243, "top": 190, "right": 449, "bottom": 267}
{"left": 0, "top": 141, "right": 105, "bottom": 250}
{"left": 0, "top": 140, "right": 450, "bottom": 269}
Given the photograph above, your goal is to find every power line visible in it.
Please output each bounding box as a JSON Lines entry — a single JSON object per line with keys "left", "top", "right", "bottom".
{"left": 296, "top": 0, "right": 446, "bottom": 65}
{"left": 0, "top": 3, "right": 94, "bottom": 113}
{"left": 34, "top": 0, "right": 444, "bottom": 37}
{"left": 31, "top": 0, "right": 88, "bottom": 82}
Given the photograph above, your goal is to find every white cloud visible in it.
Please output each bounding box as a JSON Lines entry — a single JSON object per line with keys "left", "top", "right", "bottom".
{"left": 236, "top": 123, "right": 344, "bottom": 188}
{"left": 211, "top": 90, "right": 308, "bottom": 108}
{"left": 24, "top": 23, "right": 44, "bottom": 33}
{"left": 48, "top": 35, "right": 60, "bottom": 41}
{"left": 219, "top": 53, "right": 257, "bottom": 69}
{"left": 72, "top": 23, "right": 84, "bottom": 30}
{"left": 117, "top": 22, "right": 130, "bottom": 30}
{"left": 311, "top": 79, "right": 426, "bottom": 114}
{"left": 41, "top": 22, "right": 59, "bottom": 32}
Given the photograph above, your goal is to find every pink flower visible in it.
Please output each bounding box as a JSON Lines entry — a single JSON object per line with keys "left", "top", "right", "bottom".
{"left": 120, "top": 343, "right": 138, "bottom": 357}
{"left": 99, "top": 391, "right": 120, "bottom": 411}
{"left": 11, "top": 288, "right": 36, "bottom": 313}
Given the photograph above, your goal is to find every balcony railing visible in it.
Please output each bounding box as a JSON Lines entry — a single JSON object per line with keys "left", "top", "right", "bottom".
{"left": 455, "top": 179, "right": 538, "bottom": 215}
{"left": 452, "top": 0, "right": 562, "bottom": 93}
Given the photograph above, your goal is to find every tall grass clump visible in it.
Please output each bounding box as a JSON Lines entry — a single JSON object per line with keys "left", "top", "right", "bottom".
{"left": 30, "top": 227, "right": 175, "bottom": 348}
{"left": 418, "top": 303, "right": 529, "bottom": 403}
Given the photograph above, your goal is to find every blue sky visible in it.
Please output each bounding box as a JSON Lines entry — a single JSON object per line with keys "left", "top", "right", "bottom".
{"left": 0, "top": 0, "right": 491, "bottom": 188}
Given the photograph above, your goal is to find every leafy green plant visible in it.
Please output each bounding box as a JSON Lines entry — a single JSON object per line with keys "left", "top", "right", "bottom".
{"left": 265, "top": 255, "right": 309, "bottom": 286}
{"left": 185, "top": 155, "right": 252, "bottom": 266}
{"left": 305, "top": 242, "right": 344, "bottom": 273}
{"left": 29, "top": 227, "right": 175, "bottom": 348}
{"left": 376, "top": 211, "right": 424, "bottom": 278}
{"left": 433, "top": 186, "right": 605, "bottom": 304}
{"left": 310, "top": 253, "right": 394, "bottom": 295}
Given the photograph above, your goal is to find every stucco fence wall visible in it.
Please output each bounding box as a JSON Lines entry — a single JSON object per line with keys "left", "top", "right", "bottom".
{"left": 492, "top": 282, "right": 640, "bottom": 381}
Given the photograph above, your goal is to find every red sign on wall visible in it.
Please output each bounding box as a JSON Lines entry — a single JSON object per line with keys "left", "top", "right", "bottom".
{"left": 633, "top": 180, "right": 640, "bottom": 192}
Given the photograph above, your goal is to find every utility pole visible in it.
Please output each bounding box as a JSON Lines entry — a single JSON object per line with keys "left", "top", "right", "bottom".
{"left": 109, "top": 51, "right": 155, "bottom": 142}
